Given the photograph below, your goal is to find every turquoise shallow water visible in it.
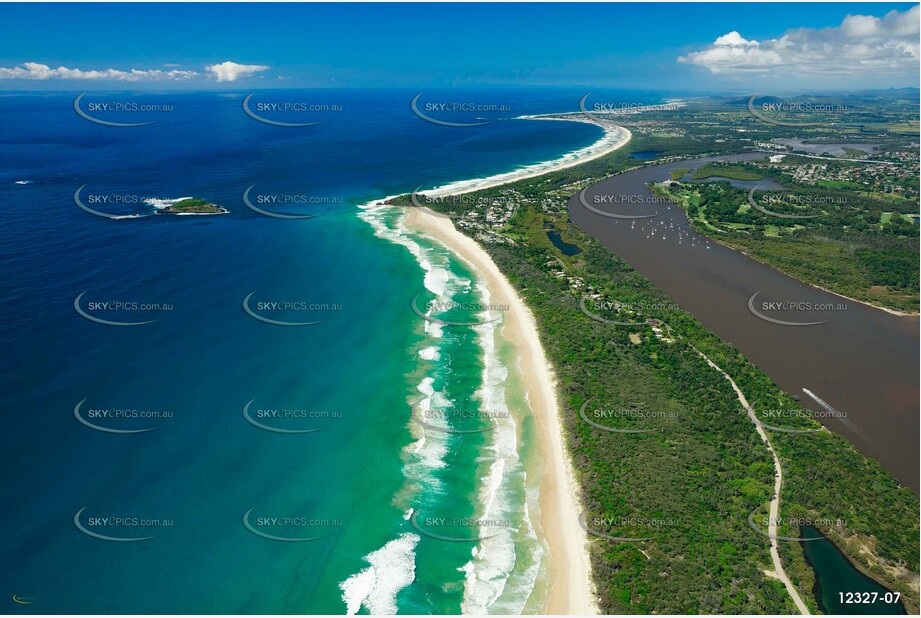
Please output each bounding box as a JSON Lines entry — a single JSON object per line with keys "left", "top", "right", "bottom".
{"left": 0, "top": 88, "right": 663, "bottom": 613}
{"left": 348, "top": 205, "right": 546, "bottom": 614}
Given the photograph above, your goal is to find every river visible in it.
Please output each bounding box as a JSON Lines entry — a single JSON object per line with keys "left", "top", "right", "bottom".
{"left": 568, "top": 153, "right": 919, "bottom": 489}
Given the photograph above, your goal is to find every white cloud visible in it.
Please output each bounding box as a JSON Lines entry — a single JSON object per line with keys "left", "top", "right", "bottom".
{"left": 0, "top": 60, "right": 272, "bottom": 82}
{"left": 205, "top": 61, "right": 269, "bottom": 82}
{"left": 679, "top": 6, "right": 920, "bottom": 79}
{"left": 714, "top": 32, "right": 758, "bottom": 47}
{"left": 0, "top": 62, "right": 199, "bottom": 81}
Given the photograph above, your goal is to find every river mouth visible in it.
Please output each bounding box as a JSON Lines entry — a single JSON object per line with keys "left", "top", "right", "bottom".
{"left": 568, "top": 153, "right": 920, "bottom": 489}
{"left": 801, "top": 526, "right": 906, "bottom": 614}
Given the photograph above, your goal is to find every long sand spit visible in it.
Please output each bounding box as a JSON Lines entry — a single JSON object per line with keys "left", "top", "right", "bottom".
{"left": 405, "top": 206, "right": 597, "bottom": 614}
{"left": 364, "top": 114, "right": 628, "bottom": 613}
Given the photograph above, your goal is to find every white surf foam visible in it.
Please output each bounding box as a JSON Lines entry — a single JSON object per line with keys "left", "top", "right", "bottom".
{"left": 419, "top": 121, "right": 628, "bottom": 198}
{"left": 405, "top": 376, "right": 450, "bottom": 473}
{"left": 358, "top": 205, "right": 546, "bottom": 615}
{"left": 358, "top": 204, "right": 471, "bottom": 339}
{"left": 419, "top": 346, "right": 440, "bottom": 361}
{"left": 352, "top": 113, "right": 624, "bottom": 614}
{"left": 457, "top": 278, "right": 542, "bottom": 614}
{"left": 355, "top": 116, "right": 627, "bottom": 206}
{"left": 143, "top": 196, "right": 193, "bottom": 210}
{"left": 339, "top": 532, "right": 420, "bottom": 615}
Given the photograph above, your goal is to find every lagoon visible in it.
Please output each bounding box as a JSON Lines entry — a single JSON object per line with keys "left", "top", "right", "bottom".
{"left": 801, "top": 526, "right": 906, "bottom": 615}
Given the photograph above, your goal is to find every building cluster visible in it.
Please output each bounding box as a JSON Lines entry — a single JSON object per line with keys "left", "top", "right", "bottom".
{"left": 623, "top": 120, "right": 686, "bottom": 139}
{"left": 579, "top": 291, "right": 677, "bottom": 343}
{"left": 767, "top": 159, "right": 919, "bottom": 200}
{"left": 451, "top": 190, "right": 523, "bottom": 240}
{"left": 545, "top": 258, "right": 589, "bottom": 293}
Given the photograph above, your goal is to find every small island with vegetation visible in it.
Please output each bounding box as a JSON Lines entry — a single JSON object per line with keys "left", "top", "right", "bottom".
{"left": 154, "top": 197, "right": 228, "bottom": 215}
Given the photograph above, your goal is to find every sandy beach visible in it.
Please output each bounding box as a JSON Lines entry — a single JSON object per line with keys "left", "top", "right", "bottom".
{"left": 420, "top": 118, "right": 631, "bottom": 199}
{"left": 404, "top": 206, "right": 598, "bottom": 615}
{"left": 360, "top": 114, "right": 630, "bottom": 613}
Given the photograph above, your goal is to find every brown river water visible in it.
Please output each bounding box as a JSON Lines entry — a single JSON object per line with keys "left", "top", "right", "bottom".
{"left": 569, "top": 153, "right": 919, "bottom": 489}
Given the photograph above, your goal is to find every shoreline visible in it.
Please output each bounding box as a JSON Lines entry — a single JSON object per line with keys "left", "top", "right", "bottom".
{"left": 358, "top": 115, "right": 627, "bottom": 613}
{"left": 715, "top": 236, "right": 918, "bottom": 317}
{"left": 404, "top": 205, "right": 598, "bottom": 615}
{"left": 363, "top": 115, "right": 628, "bottom": 210}
{"left": 667, "top": 152, "right": 917, "bottom": 318}
{"left": 419, "top": 118, "right": 630, "bottom": 198}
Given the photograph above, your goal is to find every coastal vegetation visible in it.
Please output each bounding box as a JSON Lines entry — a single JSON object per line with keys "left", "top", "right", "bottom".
{"left": 690, "top": 163, "right": 763, "bottom": 181}
{"left": 652, "top": 160, "right": 919, "bottom": 313}
{"left": 589, "top": 91, "right": 919, "bottom": 314}
{"left": 157, "top": 197, "right": 226, "bottom": 214}
{"left": 392, "top": 126, "right": 919, "bottom": 613}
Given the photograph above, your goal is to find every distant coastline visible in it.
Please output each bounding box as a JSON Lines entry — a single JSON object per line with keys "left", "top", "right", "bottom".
{"left": 416, "top": 117, "right": 630, "bottom": 199}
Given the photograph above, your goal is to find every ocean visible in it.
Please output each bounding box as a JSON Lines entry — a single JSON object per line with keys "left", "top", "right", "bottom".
{"left": 0, "top": 88, "right": 660, "bottom": 614}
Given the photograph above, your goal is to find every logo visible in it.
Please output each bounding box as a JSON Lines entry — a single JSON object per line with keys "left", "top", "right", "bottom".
{"left": 757, "top": 415, "right": 824, "bottom": 435}
{"left": 579, "top": 297, "right": 647, "bottom": 326}
{"left": 577, "top": 509, "right": 656, "bottom": 542}
{"left": 73, "top": 185, "right": 144, "bottom": 219}
{"left": 747, "top": 93, "right": 845, "bottom": 128}
{"left": 747, "top": 509, "right": 828, "bottom": 542}
{"left": 579, "top": 93, "right": 680, "bottom": 123}
{"left": 578, "top": 93, "right": 604, "bottom": 124}
{"left": 410, "top": 401, "right": 503, "bottom": 435}
{"left": 73, "top": 93, "right": 156, "bottom": 127}
{"left": 73, "top": 399, "right": 160, "bottom": 434}
{"left": 73, "top": 292, "right": 159, "bottom": 326}
{"left": 579, "top": 399, "right": 657, "bottom": 434}
{"left": 242, "top": 508, "right": 331, "bottom": 542}
{"left": 410, "top": 92, "right": 500, "bottom": 128}
{"left": 410, "top": 292, "right": 503, "bottom": 327}
{"left": 242, "top": 93, "right": 324, "bottom": 127}
{"left": 578, "top": 188, "right": 660, "bottom": 220}
{"left": 73, "top": 508, "right": 156, "bottom": 542}
{"left": 409, "top": 510, "right": 508, "bottom": 542}
{"left": 747, "top": 187, "right": 820, "bottom": 220}
{"left": 242, "top": 292, "right": 329, "bottom": 327}
{"left": 409, "top": 186, "right": 463, "bottom": 219}
{"left": 242, "top": 185, "right": 320, "bottom": 219}
{"left": 242, "top": 400, "right": 325, "bottom": 434}
{"left": 746, "top": 292, "right": 833, "bottom": 327}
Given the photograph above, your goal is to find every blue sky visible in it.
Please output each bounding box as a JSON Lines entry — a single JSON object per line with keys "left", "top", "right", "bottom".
{"left": 0, "top": 3, "right": 918, "bottom": 90}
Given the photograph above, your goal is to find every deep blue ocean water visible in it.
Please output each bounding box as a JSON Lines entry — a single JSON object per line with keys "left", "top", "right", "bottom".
{"left": 0, "top": 88, "right": 664, "bottom": 613}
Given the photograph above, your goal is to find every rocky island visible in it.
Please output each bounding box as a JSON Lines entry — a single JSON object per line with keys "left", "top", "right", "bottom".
{"left": 153, "top": 197, "right": 228, "bottom": 215}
